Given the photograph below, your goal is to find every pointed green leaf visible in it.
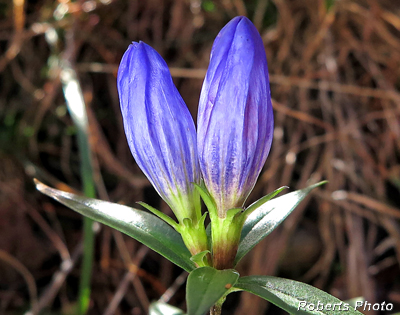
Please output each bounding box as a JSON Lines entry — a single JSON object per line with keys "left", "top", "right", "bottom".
{"left": 149, "top": 302, "right": 184, "bottom": 315}
{"left": 186, "top": 267, "right": 239, "bottom": 315}
{"left": 35, "top": 180, "right": 195, "bottom": 272}
{"left": 235, "top": 276, "right": 363, "bottom": 315}
{"left": 243, "top": 186, "right": 288, "bottom": 218}
{"left": 235, "top": 181, "right": 326, "bottom": 265}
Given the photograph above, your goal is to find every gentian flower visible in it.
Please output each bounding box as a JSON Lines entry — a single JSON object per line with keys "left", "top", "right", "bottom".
{"left": 117, "top": 16, "right": 273, "bottom": 268}
{"left": 197, "top": 16, "right": 274, "bottom": 218}
{"left": 117, "top": 42, "right": 201, "bottom": 225}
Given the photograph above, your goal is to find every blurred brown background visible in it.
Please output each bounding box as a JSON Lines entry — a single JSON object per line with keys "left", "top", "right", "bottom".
{"left": 1, "top": 0, "right": 400, "bottom": 314}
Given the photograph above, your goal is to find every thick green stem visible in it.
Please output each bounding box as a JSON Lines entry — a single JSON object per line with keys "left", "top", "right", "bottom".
{"left": 211, "top": 211, "right": 244, "bottom": 269}
{"left": 209, "top": 297, "right": 224, "bottom": 315}
{"left": 210, "top": 304, "right": 222, "bottom": 315}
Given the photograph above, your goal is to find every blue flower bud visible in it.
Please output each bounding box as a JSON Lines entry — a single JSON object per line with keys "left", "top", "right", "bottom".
{"left": 117, "top": 42, "right": 201, "bottom": 223}
{"left": 197, "top": 17, "right": 274, "bottom": 217}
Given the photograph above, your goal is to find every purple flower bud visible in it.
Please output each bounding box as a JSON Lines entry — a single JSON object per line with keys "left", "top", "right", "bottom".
{"left": 117, "top": 42, "right": 200, "bottom": 223}
{"left": 197, "top": 17, "right": 274, "bottom": 217}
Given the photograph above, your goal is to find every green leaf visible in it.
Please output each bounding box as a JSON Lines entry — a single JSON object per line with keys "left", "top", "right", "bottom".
{"left": 243, "top": 186, "right": 288, "bottom": 218}
{"left": 235, "top": 276, "right": 363, "bottom": 315}
{"left": 34, "top": 180, "right": 195, "bottom": 272}
{"left": 235, "top": 181, "right": 326, "bottom": 265}
{"left": 149, "top": 302, "right": 184, "bottom": 315}
{"left": 186, "top": 267, "right": 239, "bottom": 315}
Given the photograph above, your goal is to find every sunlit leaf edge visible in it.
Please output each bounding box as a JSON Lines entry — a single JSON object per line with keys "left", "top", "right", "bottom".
{"left": 35, "top": 179, "right": 196, "bottom": 272}
{"left": 235, "top": 181, "right": 326, "bottom": 265}
{"left": 235, "top": 275, "right": 363, "bottom": 315}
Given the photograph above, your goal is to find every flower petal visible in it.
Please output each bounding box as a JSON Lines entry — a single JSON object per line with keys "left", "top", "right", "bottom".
{"left": 197, "top": 17, "right": 274, "bottom": 216}
{"left": 118, "top": 42, "right": 200, "bottom": 222}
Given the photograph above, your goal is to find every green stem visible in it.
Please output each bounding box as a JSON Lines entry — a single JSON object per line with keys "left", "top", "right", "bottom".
{"left": 209, "top": 297, "right": 224, "bottom": 315}
{"left": 211, "top": 210, "right": 244, "bottom": 269}
{"left": 76, "top": 95, "right": 96, "bottom": 315}
{"left": 210, "top": 304, "right": 222, "bottom": 315}
{"left": 61, "top": 66, "right": 96, "bottom": 314}
{"left": 79, "top": 217, "right": 95, "bottom": 313}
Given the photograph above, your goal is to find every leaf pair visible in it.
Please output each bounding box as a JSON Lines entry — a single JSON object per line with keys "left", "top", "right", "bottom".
{"left": 152, "top": 267, "right": 363, "bottom": 315}
{"left": 36, "top": 180, "right": 365, "bottom": 315}
{"left": 34, "top": 179, "right": 325, "bottom": 271}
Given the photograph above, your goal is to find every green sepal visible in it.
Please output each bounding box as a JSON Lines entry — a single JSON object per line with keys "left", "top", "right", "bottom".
{"left": 194, "top": 183, "right": 217, "bottom": 220}
{"left": 198, "top": 211, "right": 208, "bottom": 228}
{"left": 226, "top": 207, "right": 244, "bottom": 219}
{"left": 181, "top": 212, "right": 207, "bottom": 229}
{"left": 180, "top": 214, "right": 210, "bottom": 263}
{"left": 182, "top": 217, "right": 192, "bottom": 228}
{"left": 190, "top": 250, "right": 212, "bottom": 267}
{"left": 138, "top": 201, "right": 180, "bottom": 231}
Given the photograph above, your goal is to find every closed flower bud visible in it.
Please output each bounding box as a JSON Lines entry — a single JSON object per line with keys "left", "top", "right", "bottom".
{"left": 197, "top": 16, "right": 274, "bottom": 217}
{"left": 117, "top": 42, "right": 201, "bottom": 223}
